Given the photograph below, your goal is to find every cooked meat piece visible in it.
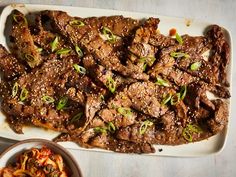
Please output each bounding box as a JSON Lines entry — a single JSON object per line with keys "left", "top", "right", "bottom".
{"left": 207, "top": 25, "right": 230, "bottom": 87}
{"left": 207, "top": 99, "right": 228, "bottom": 134}
{"left": 176, "top": 53, "right": 218, "bottom": 84}
{"left": 181, "top": 35, "right": 210, "bottom": 54}
{"left": 209, "top": 84, "right": 230, "bottom": 99}
{"left": 0, "top": 44, "right": 25, "bottom": 79}
{"left": 149, "top": 32, "right": 176, "bottom": 48}
{"left": 10, "top": 10, "right": 42, "bottom": 68}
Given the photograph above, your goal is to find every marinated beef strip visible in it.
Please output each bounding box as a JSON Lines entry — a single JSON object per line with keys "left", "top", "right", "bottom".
{"left": 43, "top": 10, "right": 149, "bottom": 80}
{"left": 207, "top": 25, "right": 230, "bottom": 87}
{"left": 10, "top": 10, "right": 42, "bottom": 68}
{"left": 0, "top": 44, "right": 25, "bottom": 79}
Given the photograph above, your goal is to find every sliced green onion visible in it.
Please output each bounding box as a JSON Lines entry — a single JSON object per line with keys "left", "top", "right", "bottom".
{"left": 12, "top": 82, "right": 19, "bottom": 98}
{"left": 70, "top": 112, "right": 83, "bottom": 123}
{"left": 106, "top": 77, "right": 116, "bottom": 93}
{"left": 161, "top": 93, "right": 172, "bottom": 105}
{"left": 56, "top": 97, "right": 68, "bottom": 110}
{"left": 56, "top": 48, "right": 71, "bottom": 55}
{"left": 117, "top": 107, "right": 132, "bottom": 118}
{"left": 143, "top": 63, "right": 147, "bottom": 71}
{"left": 42, "top": 95, "right": 55, "bottom": 104}
{"left": 94, "top": 127, "right": 107, "bottom": 134}
{"left": 139, "top": 57, "right": 156, "bottom": 66}
{"left": 182, "top": 128, "right": 192, "bottom": 142}
{"left": 69, "top": 19, "right": 85, "bottom": 27}
{"left": 187, "top": 124, "right": 203, "bottom": 133}
{"left": 50, "top": 36, "right": 59, "bottom": 52}
{"left": 75, "top": 45, "right": 83, "bottom": 57}
{"left": 107, "top": 122, "right": 116, "bottom": 133}
{"left": 190, "top": 62, "right": 201, "bottom": 71}
{"left": 102, "top": 26, "right": 117, "bottom": 43}
{"left": 13, "top": 14, "right": 27, "bottom": 25}
{"left": 179, "top": 85, "right": 187, "bottom": 100}
{"left": 182, "top": 124, "right": 202, "bottom": 142}
{"left": 139, "top": 120, "right": 153, "bottom": 135}
{"left": 175, "top": 33, "right": 183, "bottom": 44}
{"left": 36, "top": 48, "right": 43, "bottom": 52}
{"left": 170, "top": 52, "right": 189, "bottom": 58}
{"left": 24, "top": 54, "right": 35, "bottom": 62}
{"left": 20, "top": 87, "right": 28, "bottom": 102}
{"left": 155, "top": 77, "right": 170, "bottom": 87}
{"left": 100, "top": 95, "right": 105, "bottom": 101}
{"left": 170, "top": 93, "right": 180, "bottom": 105}
{"left": 73, "top": 64, "right": 86, "bottom": 75}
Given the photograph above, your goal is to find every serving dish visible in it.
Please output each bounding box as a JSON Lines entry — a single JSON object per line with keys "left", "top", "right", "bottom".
{"left": 0, "top": 138, "right": 83, "bottom": 177}
{"left": 0, "top": 3, "right": 232, "bottom": 157}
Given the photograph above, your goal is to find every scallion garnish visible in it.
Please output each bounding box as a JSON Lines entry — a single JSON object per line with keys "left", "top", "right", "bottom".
{"left": 106, "top": 77, "right": 116, "bottom": 93}
{"left": 117, "top": 107, "right": 132, "bottom": 118}
{"left": 94, "top": 127, "right": 107, "bottom": 134}
{"left": 102, "top": 26, "right": 117, "bottom": 43}
{"left": 56, "top": 48, "right": 71, "bottom": 55}
{"left": 73, "top": 64, "right": 86, "bottom": 75}
{"left": 50, "top": 36, "right": 59, "bottom": 52}
{"left": 12, "top": 82, "right": 19, "bottom": 97}
{"left": 20, "top": 87, "right": 28, "bottom": 102}
{"left": 69, "top": 19, "right": 85, "bottom": 27}
{"left": 161, "top": 93, "right": 172, "bottom": 105}
{"left": 36, "top": 48, "right": 43, "bottom": 52}
{"left": 182, "top": 124, "right": 202, "bottom": 142}
{"left": 175, "top": 33, "right": 183, "bottom": 44}
{"left": 179, "top": 85, "right": 187, "bottom": 100}
{"left": 42, "top": 95, "right": 55, "bottom": 104}
{"left": 139, "top": 120, "right": 153, "bottom": 135}
{"left": 75, "top": 45, "right": 83, "bottom": 57}
{"left": 56, "top": 97, "right": 68, "bottom": 110}
{"left": 190, "top": 62, "right": 201, "bottom": 71}
{"left": 13, "top": 14, "right": 27, "bottom": 25}
{"left": 155, "top": 77, "right": 170, "bottom": 87}
{"left": 170, "top": 52, "right": 189, "bottom": 58}
{"left": 24, "top": 54, "right": 35, "bottom": 62}
{"left": 139, "top": 57, "right": 156, "bottom": 66}
{"left": 107, "top": 122, "right": 116, "bottom": 133}
{"left": 70, "top": 112, "right": 83, "bottom": 123}
{"left": 170, "top": 93, "right": 180, "bottom": 105}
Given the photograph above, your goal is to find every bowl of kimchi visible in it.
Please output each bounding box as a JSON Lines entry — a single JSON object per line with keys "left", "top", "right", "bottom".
{"left": 0, "top": 139, "right": 83, "bottom": 177}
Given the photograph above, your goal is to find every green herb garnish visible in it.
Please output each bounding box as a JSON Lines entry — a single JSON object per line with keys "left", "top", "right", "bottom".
{"left": 42, "top": 95, "right": 55, "bottom": 104}
{"left": 73, "top": 64, "right": 86, "bottom": 75}
{"left": 139, "top": 120, "right": 153, "bottom": 135}
{"left": 175, "top": 33, "right": 183, "bottom": 44}
{"left": 94, "top": 127, "right": 107, "bottom": 134}
{"left": 13, "top": 14, "right": 27, "bottom": 25}
{"left": 102, "top": 26, "right": 117, "bottom": 43}
{"left": 50, "top": 36, "right": 59, "bottom": 52}
{"left": 170, "top": 93, "right": 180, "bottom": 105}
{"left": 24, "top": 54, "right": 35, "bottom": 62}
{"left": 107, "top": 122, "right": 116, "bottom": 133}
{"left": 182, "top": 124, "right": 203, "bottom": 142}
{"left": 75, "top": 45, "right": 83, "bottom": 57}
{"left": 20, "top": 87, "right": 28, "bottom": 102}
{"left": 69, "top": 20, "right": 85, "bottom": 27}
{"left": 56, "top": 48, "right": 71, "bottom": 55}
{"left": 56, "top": 97, "right": 68, "bottom": 110}
{"left": 170, "top": 52, "right": 189, "bottom": 58}
{"left": 12, "top": 82, "right": 19, "bottom": 98}
{"left": 70, "top": 112, "right": 83, "bottom": 123}
{"left": 179, "top": 85, "right": 187, "bottom": 100}
{"left": 36, "top": 48, "right": 43, "bottom": 52}
{"left": 155, "top": 77, "right": 170, "bottom": 87}
{"left": 106, "top": 77, "right": 116, "bottom": 93}
{"left": 190, "top": 62, "right": 201, "bottom": 71}
{"left": 161, "top": 93, "right": 172, "bottom": 105}
{"left": 117, "top": 107, "right": 132, "bottom": 118}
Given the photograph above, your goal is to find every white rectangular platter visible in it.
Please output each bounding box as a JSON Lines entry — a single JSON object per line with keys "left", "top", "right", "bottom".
{"left": 0, "top": 3, "right": 232, "bottom": 157}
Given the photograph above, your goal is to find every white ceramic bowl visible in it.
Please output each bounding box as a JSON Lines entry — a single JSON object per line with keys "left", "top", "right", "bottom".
{"left": 0, "top": 139, "right": 83, "bottom": 177}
